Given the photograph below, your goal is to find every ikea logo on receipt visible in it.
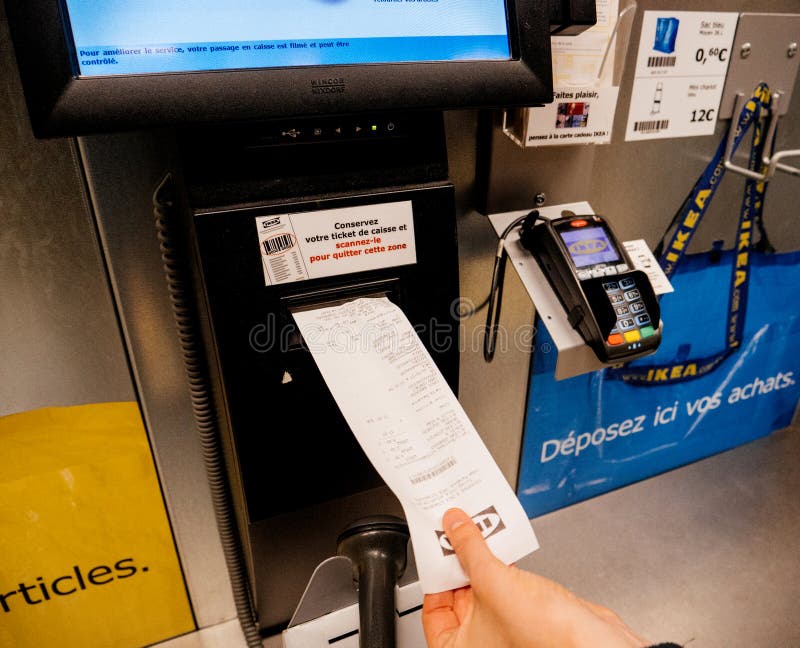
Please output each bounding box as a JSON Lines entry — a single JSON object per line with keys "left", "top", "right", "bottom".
{"left": 569, "top": 238, "right": 608, "bottom": 256}
{"left": 435, "top": 506, "right": 506, "bottom": 556}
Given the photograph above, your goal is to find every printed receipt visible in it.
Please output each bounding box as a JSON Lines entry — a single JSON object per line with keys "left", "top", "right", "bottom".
{"left": 292, "top": 297, "right": 538, "bottom": 593}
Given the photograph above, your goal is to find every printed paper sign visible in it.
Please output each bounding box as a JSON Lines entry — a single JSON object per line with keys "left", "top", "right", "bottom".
{"left": 624, "top": 239, "right": 674, "bottom": 295}
{"left": 625, "top": 11, "right": 738, "bottom": 141}
{"left": 256, "top": 201, "right": 416, "bottom": 286}
{"left": 0, "top": 403, "right": 194, "bottom": 647}
{"left": 522, "top": 86, "right": 620, "bottom": 146}
{"left": 512, "top": 0, "right": 621, "bottom": 147}
{"left": 293, "top": 298, "right": 538, "bottom": 593}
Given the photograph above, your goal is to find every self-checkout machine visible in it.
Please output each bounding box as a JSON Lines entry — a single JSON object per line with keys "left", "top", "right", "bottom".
{"left": 2, "top": 1, "right": 597, "bottom": 646}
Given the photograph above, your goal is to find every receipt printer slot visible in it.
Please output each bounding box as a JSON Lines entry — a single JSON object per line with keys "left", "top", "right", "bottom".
{"left": 282, "top": 278, "right": 401, "bottom": 349}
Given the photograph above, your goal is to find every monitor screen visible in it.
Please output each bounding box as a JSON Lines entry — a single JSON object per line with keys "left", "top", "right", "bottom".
{"left": 6, "top": 0, "right": 552, "bottom": 136}
{"left": 64, "top": 0, "right": 512, "bottom": 77}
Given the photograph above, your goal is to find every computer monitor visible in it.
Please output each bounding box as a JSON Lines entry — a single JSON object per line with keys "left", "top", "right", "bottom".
{"left": 5, "top": 0, "right": 552, "bottom": 136}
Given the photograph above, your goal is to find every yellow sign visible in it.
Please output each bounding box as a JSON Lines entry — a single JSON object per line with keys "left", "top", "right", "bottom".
{"left": 0, "top": 403, "right": 195, "bottom": 647}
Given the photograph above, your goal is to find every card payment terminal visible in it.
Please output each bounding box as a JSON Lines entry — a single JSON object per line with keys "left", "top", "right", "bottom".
{"left": 520, "top": 214, "right": 662, "bottom": 363}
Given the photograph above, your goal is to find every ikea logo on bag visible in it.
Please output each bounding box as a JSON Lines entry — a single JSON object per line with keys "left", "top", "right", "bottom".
{"left": 569, "top": 239, "right": 608, "bottom": 256}
{"left": 435, "top": 506, "right": 506, "bottom": 556}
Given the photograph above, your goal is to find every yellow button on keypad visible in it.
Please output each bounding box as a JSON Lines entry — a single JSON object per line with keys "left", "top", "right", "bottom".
{"left": 624, "top": 330, "right": 641, "bottom": 344}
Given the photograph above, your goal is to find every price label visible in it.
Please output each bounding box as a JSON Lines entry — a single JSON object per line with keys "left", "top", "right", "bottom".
{"left": 694, "top": 46, "right": 729, "bottom": 65}
{"left": 625, "top": 11, "right": 738, "bottom": 141}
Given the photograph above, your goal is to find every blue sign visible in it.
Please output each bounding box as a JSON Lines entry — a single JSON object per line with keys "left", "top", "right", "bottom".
{"left": 518, "top": 250, "right": 800, "bottom": 517}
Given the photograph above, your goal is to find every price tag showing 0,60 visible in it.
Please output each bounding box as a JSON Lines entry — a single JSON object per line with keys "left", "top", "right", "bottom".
{"left": 625, "top": 11, "right": 739, "bottom": 142}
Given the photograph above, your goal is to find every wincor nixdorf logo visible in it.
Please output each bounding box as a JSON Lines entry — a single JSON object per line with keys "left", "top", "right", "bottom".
{"left": 311, "top": 78, "right": 346, "bottom": 95}
{"left": 435, "top": 506, "right": 506, "bottom": 556}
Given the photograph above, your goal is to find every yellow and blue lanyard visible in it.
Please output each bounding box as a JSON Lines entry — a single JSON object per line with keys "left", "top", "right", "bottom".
{"left": 608, "top": 83, "right": 772, "bottom": 385}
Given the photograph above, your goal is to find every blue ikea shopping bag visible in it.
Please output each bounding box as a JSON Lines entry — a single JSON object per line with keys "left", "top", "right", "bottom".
{"left": 517, "top": 249, "right": 800, "bottom": 518}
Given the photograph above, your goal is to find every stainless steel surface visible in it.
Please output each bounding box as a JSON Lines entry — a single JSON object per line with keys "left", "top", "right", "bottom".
{"left": 287, "top": 557, "right": 356, "bottom": 627}
{"left": 719, "top": 13, "right": 800, "bottom": 118}
{"left": 0, "top": 8, "right": 133, "bottom": 416}
{"left": 445, "top": 109, "right": 535, "bottom": 486}
{"left": 482, "top": 122, "right": 599, "bottom": 214}
{"left": 520, "top": 425, "right": 800, "bottom": 648}
{"left": 77, "top": 132, "right": 237, "bottom": 628}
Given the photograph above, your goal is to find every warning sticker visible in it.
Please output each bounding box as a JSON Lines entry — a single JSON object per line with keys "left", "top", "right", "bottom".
{"left": 256, "top": 201, "right": 417, "bottom": 286}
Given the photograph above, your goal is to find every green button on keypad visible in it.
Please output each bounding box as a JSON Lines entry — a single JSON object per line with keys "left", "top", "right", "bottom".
{"left": 640, "top": 325, "right": 655, "bottom": 338}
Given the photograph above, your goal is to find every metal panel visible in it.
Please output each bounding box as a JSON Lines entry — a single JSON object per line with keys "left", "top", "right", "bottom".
{"left": 76, "top": 131, "right": 237, "bottom": 628}
{"left": 445, "top": 109, "right": 536, "bottom": 486}
{"left": 719, "top": 12, "right": 800, "bottom": 118}
{"left": 0, "top": 6, "right": 133, "bottom": 416}
{"left": 589, "top": 1, "right": 800, "bottom": 254}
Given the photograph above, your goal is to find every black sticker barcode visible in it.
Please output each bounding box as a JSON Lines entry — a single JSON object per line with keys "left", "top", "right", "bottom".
{"left": 410, "top": 458, "right": 456, "bottom": 485}
{"left": 647, "top": 55, "right": 676, "bottom": 68}
{"left": 263, "top": 233, "right": 295, "bottom": 255}
{"left": 634, "top": 119, "right": 670, "bottom": 133}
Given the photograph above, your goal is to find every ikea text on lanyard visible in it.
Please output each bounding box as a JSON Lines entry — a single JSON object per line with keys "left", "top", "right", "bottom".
{"left": 609, "top": 83, "right": 773, "bottom": 385}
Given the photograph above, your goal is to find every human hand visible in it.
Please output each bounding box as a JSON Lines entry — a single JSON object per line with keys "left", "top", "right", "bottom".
{"left": 422, "top": 508, "right": 648, "bottom": 648}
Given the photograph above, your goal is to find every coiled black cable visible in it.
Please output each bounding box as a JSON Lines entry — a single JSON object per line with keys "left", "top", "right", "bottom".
{"left": 483, "top": 210, "right": 541, "bottom": 362}
{"left": 153, "top": 174, "right": 263, "bottom": 648}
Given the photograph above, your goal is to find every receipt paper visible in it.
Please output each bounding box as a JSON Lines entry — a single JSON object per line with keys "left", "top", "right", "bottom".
{"left": 292, "top": 297, "right": 538, "bottom": 593}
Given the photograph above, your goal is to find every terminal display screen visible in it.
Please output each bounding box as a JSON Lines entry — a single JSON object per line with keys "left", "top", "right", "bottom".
{"left": 559, "top": 226, "right": 622, "bottom": 269}
{"left": 63, "top": 0, "right": 512, "bottom": 77}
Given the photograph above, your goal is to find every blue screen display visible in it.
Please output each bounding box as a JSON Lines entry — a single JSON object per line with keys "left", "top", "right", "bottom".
{"left": 63, "top": 0, "right": 511, "bottom": 77}
{"left": 560, "top": 226, "right": 622, "bottom": 268}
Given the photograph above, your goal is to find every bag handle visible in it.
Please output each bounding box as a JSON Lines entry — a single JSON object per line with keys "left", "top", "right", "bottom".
{"left": 607, "top": 83, "right": 772, "bottom": 385}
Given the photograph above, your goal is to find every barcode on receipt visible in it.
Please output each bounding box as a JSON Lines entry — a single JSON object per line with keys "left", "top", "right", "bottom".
{"left": 410, "top": 458, "right": 457, "bottom": 484}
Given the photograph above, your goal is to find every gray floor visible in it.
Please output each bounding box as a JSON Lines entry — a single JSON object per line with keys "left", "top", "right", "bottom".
{"left": 520, "top": 425, "right": 800, "bottom": 648}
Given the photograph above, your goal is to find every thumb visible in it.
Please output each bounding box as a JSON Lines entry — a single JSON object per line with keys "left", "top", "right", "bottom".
{"left": 443, "top": 508, "right": 503, "bottom": 581}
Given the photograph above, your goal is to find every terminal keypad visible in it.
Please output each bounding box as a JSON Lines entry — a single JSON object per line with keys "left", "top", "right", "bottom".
{"left": 601, "top": 277, "right": 655, "bottom": 347}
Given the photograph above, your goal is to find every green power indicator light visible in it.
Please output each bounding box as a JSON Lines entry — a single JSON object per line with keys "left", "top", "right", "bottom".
{"left": 371, "top": 125, "right": 378, "bottom": 131}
